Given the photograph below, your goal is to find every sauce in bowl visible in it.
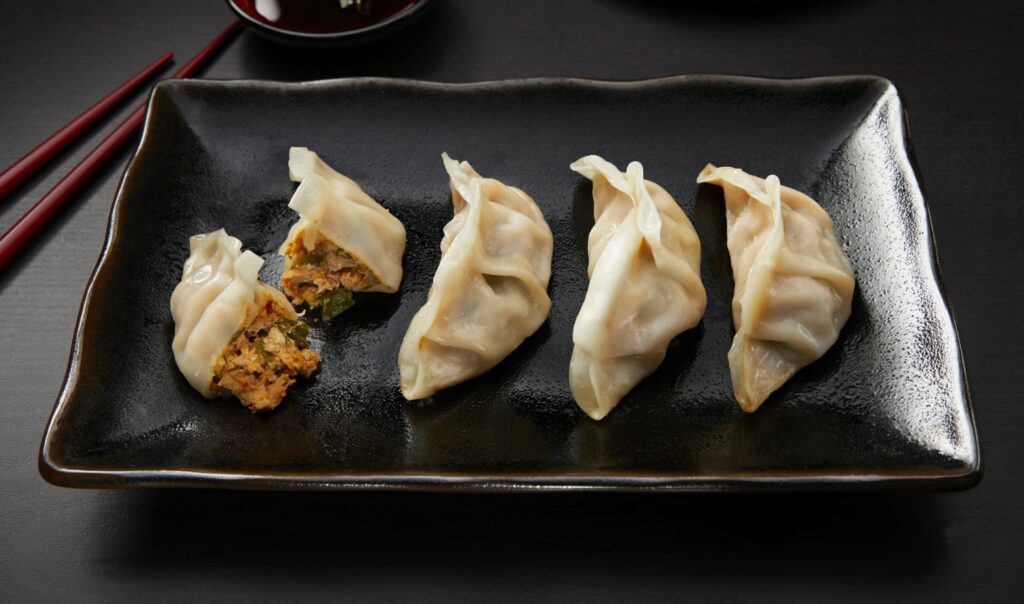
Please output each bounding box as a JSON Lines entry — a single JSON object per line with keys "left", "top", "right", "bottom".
{"left": 227, "top": 0, "right": 431, "bottom": 46}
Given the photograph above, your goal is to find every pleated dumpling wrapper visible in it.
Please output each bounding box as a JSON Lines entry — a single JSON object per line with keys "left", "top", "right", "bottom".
{"left": 280, "top": 147, "right": 406, "bottom": 317}
{"left": 398, "top": 153, "right": 554, "bottom": 400}
{"left": 570, "top": 156, "right": 706, "bottom": 420}
{"left": 171, "top": 229, "right": 319, "bottom": 412}
{"left": 697, "top": 164, "right": 855, "bottom": 412}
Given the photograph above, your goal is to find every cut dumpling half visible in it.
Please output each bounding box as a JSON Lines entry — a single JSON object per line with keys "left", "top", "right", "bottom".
{"left": 171, "top": 229, "right": 319, "bottom": 411}
{"left": 570, "top": 155, "right": 706, "bottom": 420}
{"left": 697, "top": 164, "right": 855, "bottom": 412}
{"left": 280, "top": 147, "right": 406, "bottom": 318}
{"left": 398, "top": 154, "right": 554, "bottom": 400}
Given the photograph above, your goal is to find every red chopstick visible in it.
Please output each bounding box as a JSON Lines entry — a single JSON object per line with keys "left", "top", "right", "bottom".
{"left": 0, "top": 21, "right": 243, "bottom": 272}
{"left": 0, "top": 52, "right": 173, "bottom": 203}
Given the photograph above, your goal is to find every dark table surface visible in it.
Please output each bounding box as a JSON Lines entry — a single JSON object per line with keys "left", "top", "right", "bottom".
{"left": 1, "top": 0, "right": 1021, "bottom": 601}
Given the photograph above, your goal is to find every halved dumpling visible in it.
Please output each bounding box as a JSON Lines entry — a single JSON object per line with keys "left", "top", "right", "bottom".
{"left": 171, "top": 229, "right": 320, "bottom": 412}
{"left": 279, "top": 147, "right": 406, "bottom": 318}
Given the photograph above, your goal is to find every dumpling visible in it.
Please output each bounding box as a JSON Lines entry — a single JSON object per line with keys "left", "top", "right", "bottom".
{"left": 570, "top": 156, "right": 706, "bottom": 420}
{"left": 697, "top": 164, "right": 855, "bottom": 412}
{"left": 398, "top": 153, "right": 554, "bottom": 400}
{"left": 279, "top": 147, "right": 406, "bottom": 317}
{"left": 171, "top": 229, "right": 319, "bottom": 411}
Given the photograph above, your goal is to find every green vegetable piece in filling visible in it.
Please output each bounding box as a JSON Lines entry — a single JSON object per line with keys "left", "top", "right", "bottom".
{"left": 320, "top": 288, "right": 354, "bottom": 319}
{"left": 254, "top": 338, "right": 274, "bottom": 365}
{"left": 299, "top": 251, "right": 327, "bottom": 267}
{"left": 285, "top": 322, "right": 311, "bottom": 348}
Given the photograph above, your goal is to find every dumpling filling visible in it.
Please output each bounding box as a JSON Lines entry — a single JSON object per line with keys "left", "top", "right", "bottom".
{"left": 210, "top": 297, "right": 320, "bottom": 411}
{"left": 280, "top": 231, "right": 376, "bottom": 317}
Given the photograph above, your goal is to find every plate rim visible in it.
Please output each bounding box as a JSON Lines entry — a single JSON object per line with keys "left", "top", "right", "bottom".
{"left": 38, "top": 74, "right": 982, "bottom": 493}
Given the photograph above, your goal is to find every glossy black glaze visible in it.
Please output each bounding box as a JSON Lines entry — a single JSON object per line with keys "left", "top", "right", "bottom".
{"left": 40, "top": 76, "right": 979, "bottom": 491}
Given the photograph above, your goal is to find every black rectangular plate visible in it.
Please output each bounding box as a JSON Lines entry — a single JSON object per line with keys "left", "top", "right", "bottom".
{"left": 40, "top": 76, "right": 980, "bottom": 491}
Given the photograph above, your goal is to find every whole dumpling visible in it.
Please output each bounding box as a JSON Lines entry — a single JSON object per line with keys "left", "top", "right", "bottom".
{"left": 280, "top": 147, "right": 406, "bottom": 317}
{"left": 398, "top": 154, "right": 553, "bottom": 400}
{"left": 570, "top": 156, "right": 706, "bottom": 420}
{"left": 697, "top": 164, "right": 855, "bottom": 412}
{"left": 171, "top": 229, "right": 319, "bottom": 411}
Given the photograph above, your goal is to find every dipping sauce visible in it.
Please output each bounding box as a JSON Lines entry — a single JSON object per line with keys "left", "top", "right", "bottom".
{"left": 236, "top": 0, "right": 423, "bottom": 34}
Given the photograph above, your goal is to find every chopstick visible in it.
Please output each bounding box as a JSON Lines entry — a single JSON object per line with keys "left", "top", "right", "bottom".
{"left": 0, "top": 21, "right": 243, "bottom": 272}
{"left": 0, "top": 52, "right": 173, "bottom": 202}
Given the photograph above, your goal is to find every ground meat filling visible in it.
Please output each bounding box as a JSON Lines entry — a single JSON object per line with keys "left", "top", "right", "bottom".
{"left": 211, "top": 298, "right": 319, "bottom": 412}
{"left": 281, "top": 235, "right": 379, "bottom": 309}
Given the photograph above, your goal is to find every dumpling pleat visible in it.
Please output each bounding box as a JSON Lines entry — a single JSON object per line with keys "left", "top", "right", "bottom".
{"left": 170, "top": 229, "right": 300, "bottom": 397}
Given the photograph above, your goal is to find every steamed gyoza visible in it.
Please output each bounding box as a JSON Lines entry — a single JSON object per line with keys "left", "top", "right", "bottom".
{"left": 570, "top": 156, "right": 706, "bottom": 420}
{"left": 171, "top": 229, "right": 319, "bottom": 411}
{"left": 697, "top": 165, "right": 855, "bottom": 412}
{"left": 398, "top": 154, "right": 553, "bottom": 400}
{"left": 280, "top": 147, "right": 406, "bottom": 318}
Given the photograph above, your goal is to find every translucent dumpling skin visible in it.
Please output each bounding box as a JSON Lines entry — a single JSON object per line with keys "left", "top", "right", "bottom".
{"left": 697, "top": 164, "right": 855, "bottom": 412}
{"left": 570, "top": 156, "right": 706, "bottom": 420}
{"left": 398, "top": 154, "right": 554, "bottom": 400}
